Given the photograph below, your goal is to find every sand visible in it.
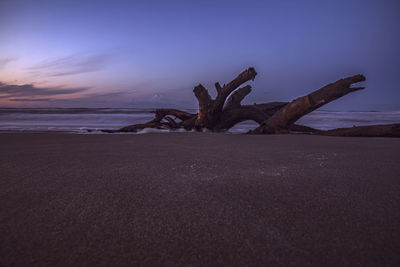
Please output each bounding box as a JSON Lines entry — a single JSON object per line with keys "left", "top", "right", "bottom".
{"left": 0, "top": 132, "right": 399, "bottom": 266}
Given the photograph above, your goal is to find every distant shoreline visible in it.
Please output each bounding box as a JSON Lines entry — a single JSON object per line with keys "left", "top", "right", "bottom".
{"left": 0, "top": 109, "right": 399, "bottom": 133}
{"left": 1, "top": 107, "right": 399, "bottom": 112}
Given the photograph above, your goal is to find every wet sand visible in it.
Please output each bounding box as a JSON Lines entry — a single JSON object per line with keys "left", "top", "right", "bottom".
{"left": 0, "top": 133, "right": 399, "bottom": 266}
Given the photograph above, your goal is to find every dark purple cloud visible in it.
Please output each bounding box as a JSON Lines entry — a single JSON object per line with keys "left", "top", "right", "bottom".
{"left": 0, "top": 82, "right": 89, "bottom": 99}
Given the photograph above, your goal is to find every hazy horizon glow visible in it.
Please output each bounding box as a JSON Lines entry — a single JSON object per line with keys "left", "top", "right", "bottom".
{"left": 1, "top": 0, "right": 399, "bottom": 110}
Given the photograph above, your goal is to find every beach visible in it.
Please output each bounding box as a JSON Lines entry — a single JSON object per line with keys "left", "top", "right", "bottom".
{"left": 1, "top": 132, "right": 399, "bottom": 266}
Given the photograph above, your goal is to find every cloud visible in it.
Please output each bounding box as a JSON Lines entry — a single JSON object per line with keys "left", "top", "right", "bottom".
{"left": 0, "top": 57, "right": 16, "bottom": 68}
{"left": 10, "top": 98, "right": 52, "bottom": 102}
{"left": 27, "top": 53, "right": 111, "bottom": 77}
{"left": 0, "top": 80, "right": 143, "bottom": 107}
{"left": 0, "top": 82, "right": 89, "bottom": 100}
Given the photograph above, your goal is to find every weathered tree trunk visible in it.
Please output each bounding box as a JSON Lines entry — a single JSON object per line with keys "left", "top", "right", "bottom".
{"left": 102, "top": 108, "right": 197, "bottom": 133}
{"left": 153, "top": 109, "right": 195, "bottom": 122}
{"left": 251, "top": 74, "right": 366, "bottom": 134}
{"left": 195, "top": 67, "right": 257, "bottom": 129}
{"left": 102, "top": 67, "right": 398, "bottom": 137}
{"left": 321, "top": 124, "right": 400, "bottom": 137}
{"left": 214, "top": 102, "right": 287, "bottom": 131}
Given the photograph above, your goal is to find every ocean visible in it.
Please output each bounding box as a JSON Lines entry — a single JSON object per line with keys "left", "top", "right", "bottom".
{"left": 0, "top": 108, "right": 399, "bottom": 133}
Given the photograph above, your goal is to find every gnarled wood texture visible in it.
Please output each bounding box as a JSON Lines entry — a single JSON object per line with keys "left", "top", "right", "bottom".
{"left": 251, "top": 74, "right": 366, "bottom": 134}
{"left": 321, "top": 124, "right": 400, "bottom": 137}
{"left": 195, "top": 67, "right": 257, "bottom": 129}
{"left": 102, "top": 68, "right": 398, "bottom": 137}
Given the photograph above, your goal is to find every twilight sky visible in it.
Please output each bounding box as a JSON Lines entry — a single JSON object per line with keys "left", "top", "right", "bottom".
{"left": 0, "top": 0, "right": 399, "bottom": 110}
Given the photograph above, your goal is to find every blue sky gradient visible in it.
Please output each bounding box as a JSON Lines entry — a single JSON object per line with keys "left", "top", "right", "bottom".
{"left": 0, "top": 0, "right": 399, "bottom": 110}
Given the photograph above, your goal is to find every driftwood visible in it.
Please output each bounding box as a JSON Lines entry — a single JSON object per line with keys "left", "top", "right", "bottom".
{"left": 102, "top": 109, "right": 197, "bottom": 133}
{"left": 321, "top": 124, "right": 400, "bottom": 137}
{"left": 104, "top": 68, "right": 399, "bottom": 137}
{"left": 250, "top": 74, "right": 366, "bottom": 134}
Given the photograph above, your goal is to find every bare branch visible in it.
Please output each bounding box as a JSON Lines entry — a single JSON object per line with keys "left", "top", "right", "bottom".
{"left": 164, "top": 116, "right": 179, "bottom": 129}
{"left": 252, "top": 74, "right": 366, "bottom": 133}
{"left": 321, "top": 124, "right": 400, "bottom": 137}
{"left": 213, "top": 67, "right": 257, "bottom": 113}
{"left": 223, "top": 85, "right": 252, "bottom": 110}
{"left": 153, "top": 109, "right": 195, "bottom": 122}
{"left": 193, "top": 84, "right": 212, "bottom": 128}
{"left": 215, "top": 82, "right": 222, "bottom": 94}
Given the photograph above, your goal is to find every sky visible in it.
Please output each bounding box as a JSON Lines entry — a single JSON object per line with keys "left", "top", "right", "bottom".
{"left": 0, "top": 0, "right": 399, "bottom": 110}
